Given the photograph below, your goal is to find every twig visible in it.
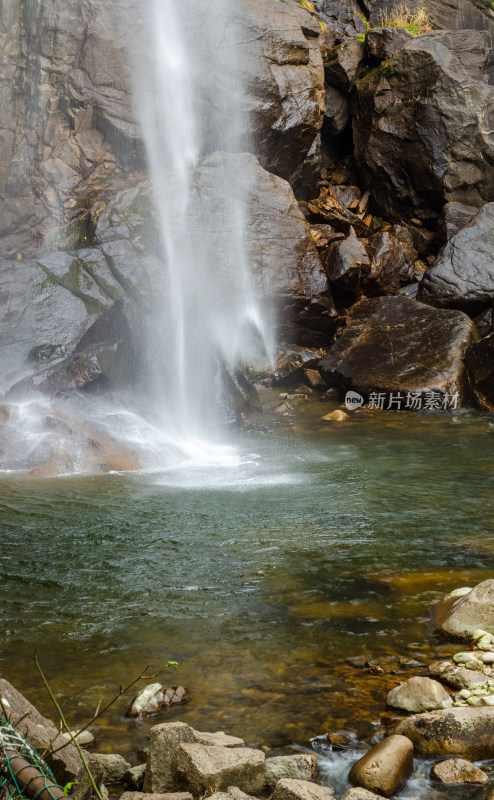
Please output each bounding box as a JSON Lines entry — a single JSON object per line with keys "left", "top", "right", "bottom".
{"left": 33, "top": 653, "right": 104, "bottom": 800}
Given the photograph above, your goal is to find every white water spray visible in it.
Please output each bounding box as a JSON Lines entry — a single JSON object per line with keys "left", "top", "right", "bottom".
{"left": 133, "top": 0, "right": 273, "bottom": 439}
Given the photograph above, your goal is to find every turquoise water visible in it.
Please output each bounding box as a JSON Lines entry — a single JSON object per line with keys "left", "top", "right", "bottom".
{"left": 1, "top": 398, "right": 493, "bottom": 795}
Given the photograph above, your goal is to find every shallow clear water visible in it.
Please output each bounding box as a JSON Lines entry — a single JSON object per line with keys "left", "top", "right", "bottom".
{"left": 1, "top": 395, "right": 494, "bottom": 797}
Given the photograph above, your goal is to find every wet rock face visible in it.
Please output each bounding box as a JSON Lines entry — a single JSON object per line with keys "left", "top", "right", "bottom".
{"left": 352, "top": 33, "right": 494, "bottom": 222}
{"left": 189, "top": 152, "right": 337, "bottom": 348}
{"left": 235, "top": 0, "right": 325, "bottom": 194}
{"left": 348, "top": 735, "right": 414, "bottom": 797}
{"left": 432, "top": 580, "right": 494, "bottom": 639}
{"left": 394, "top": 706, "right": 494, "bottom": 759}
{"left": 318, "top": 296, "right": 478, "bottom": 407}
{"left": 418, "top": 203, "right": 494, "bottom": 312}
{"left": 368, "top": 0, "right": 494, "bottom": 47}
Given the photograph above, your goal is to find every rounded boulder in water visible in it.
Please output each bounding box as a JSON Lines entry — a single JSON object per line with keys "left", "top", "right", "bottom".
{"left": 348, "top": 735, "right": 414, "bottom": 797}
{"left": 387, "top": 676, "right": 453, "bottom": 713}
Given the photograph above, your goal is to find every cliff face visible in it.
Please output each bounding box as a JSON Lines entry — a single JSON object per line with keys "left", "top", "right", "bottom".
{"left": 0, "top": 0, "right": 494, "bottom": 427}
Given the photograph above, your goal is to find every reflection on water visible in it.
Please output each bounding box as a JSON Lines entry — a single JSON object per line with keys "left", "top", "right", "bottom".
{"left": 1, "top": 395, "right": 494, "bottom": 799}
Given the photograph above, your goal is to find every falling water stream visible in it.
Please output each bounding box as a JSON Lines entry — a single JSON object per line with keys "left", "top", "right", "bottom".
{"left": 132, "top": 0, "right": 273, "bottom": 441}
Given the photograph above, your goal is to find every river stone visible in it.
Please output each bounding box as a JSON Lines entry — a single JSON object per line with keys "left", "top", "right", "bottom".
{"left": 348, "top": 735, "right": 414, "bottom": 798}
{"left": 341, "top": 790, "right": 382, "bottom": 800}
{"left": 124, "top": 765, "right": 147, "bottom": 790}
{"left": 271, "top": 778, "right": 335, "bottom": 800}
{"left": 387, "top": 677, "right": 452, "bottom": 713}
{"left": 265, "top": 755, "right": 317, "bottom": 788}
{"left": 207, "top": 788, "right": 258, "bottom": 800}
{"left": 431, "top": 757, "right": 489, "bottom": 784}
{"left": 352, "top": 35, "right": 494, "bottom": 222}
{"left": 432, "top": 580, "right": 494, "bottom": 639}
{"left": 91, "top": 753, "right": 131, "bottom": 784}
{"left": 144, "top": 723, "right": 198, "bottom": 793}
{"left": 394, "top": 707, "right": 494, "bottom": 759}
{"left": 70, "top": 754, "right": 106, "bottom": 800}
{"left": 318, "top": 296, "right": 478, "bottom": 407}
{"left": 0, "top": 678, "right": 82, "bottom": 784}
{"left": 171, "top": 744, "right": 265, "bottom": 797}
{"left": 429, "top": 660, "right": 494, "bottom": 691}
{"left": 121, "top": 794, "right": 193, "bottom": 800}
{"left": 418, "top": 204, "right": 494, "bottom": 311}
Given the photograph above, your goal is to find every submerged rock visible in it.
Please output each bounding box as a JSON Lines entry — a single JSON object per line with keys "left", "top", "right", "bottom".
{"left": 394, "top": 707, "right": 494, "bottom": 759}
{"left": 348, "top": 735, "right": 414, "bottom": 797}
{"left": 386, "top": 676, "right": 452, "bottom": 713}
{"left": 318, "top": 296, "right": 478, "bottom": 408}
{"left": 171, "top": 743, "right": 265, "bottom": 798}
{"left": 127, "top": 684, "right": 191, "bottom": 717}
{"left": 431, "top": 580, "right": 494, "bottom": 639}
{"left": 431, "top": 757, "right": 489, "bottom": 784}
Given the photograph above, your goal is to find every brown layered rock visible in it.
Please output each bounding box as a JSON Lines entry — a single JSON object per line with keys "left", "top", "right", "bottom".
{"left": 318, "top": 296, "right": 478, "bottom": 408}
{"left": 348, "top": 735, "right": 414, "bottom": 797}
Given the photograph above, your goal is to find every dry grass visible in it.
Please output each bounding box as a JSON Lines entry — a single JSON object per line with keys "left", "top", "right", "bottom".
{"left": 378, "top": 4, "right": 433, "bottom": 34}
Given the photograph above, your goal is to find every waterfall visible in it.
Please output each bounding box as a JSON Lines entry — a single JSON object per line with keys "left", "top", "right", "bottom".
{"left": 132, "top": 0, "right": 273, "bottom": 440}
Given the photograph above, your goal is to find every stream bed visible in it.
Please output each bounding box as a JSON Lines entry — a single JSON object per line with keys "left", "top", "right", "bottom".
{"left": 1, "top": 393, "right": 494, "bottom": 798}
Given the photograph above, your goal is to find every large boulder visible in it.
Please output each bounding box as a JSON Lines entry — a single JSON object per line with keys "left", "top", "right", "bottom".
{"left": 0, "top": 678, "right": 82, "bottom": 784}
{"left": 386, "top": 677, "right": 452, "bottom": 713}
{"left": 431, "top": 580, "right": 494, "bottom": 639}
{"left": 318, "top": 296, "right": 478, "bottom": 408}
{"left": 394, "top": 707, "right": 494, "bottom": 759}
{"left": 348, "top": 735, "right": 414, "bottom": 797}
{"left": 419, "top": 204, "right": 494, "bottom": 311}
{"left": 352, "top": 33, "right": 494, "bottom": 222}
{"left": 171, "top": 743, "right": 265, "bottom": 798}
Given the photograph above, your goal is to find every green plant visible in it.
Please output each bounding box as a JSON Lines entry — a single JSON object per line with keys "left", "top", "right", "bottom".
{"left": 34, "top": 654, "right": 179, "bottom": 799}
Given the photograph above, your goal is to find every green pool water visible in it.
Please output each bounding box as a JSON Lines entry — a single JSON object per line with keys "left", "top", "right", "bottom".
{"left": 1, "top": 397, "right": 493, "bottom": 796}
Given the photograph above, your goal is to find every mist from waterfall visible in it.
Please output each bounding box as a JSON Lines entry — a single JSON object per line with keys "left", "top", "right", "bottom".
{"left": 133, "top": 0, "right": 273, "bottom": 441}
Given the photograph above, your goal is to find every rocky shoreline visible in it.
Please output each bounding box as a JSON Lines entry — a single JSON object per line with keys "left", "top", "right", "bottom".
{"left": 2, "top": 579, "right": 494, "bottom": 800}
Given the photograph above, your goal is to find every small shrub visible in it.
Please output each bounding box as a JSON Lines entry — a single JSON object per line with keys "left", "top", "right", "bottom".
{"left": 378, "top": 4, "right": 432, "bottom": 34}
